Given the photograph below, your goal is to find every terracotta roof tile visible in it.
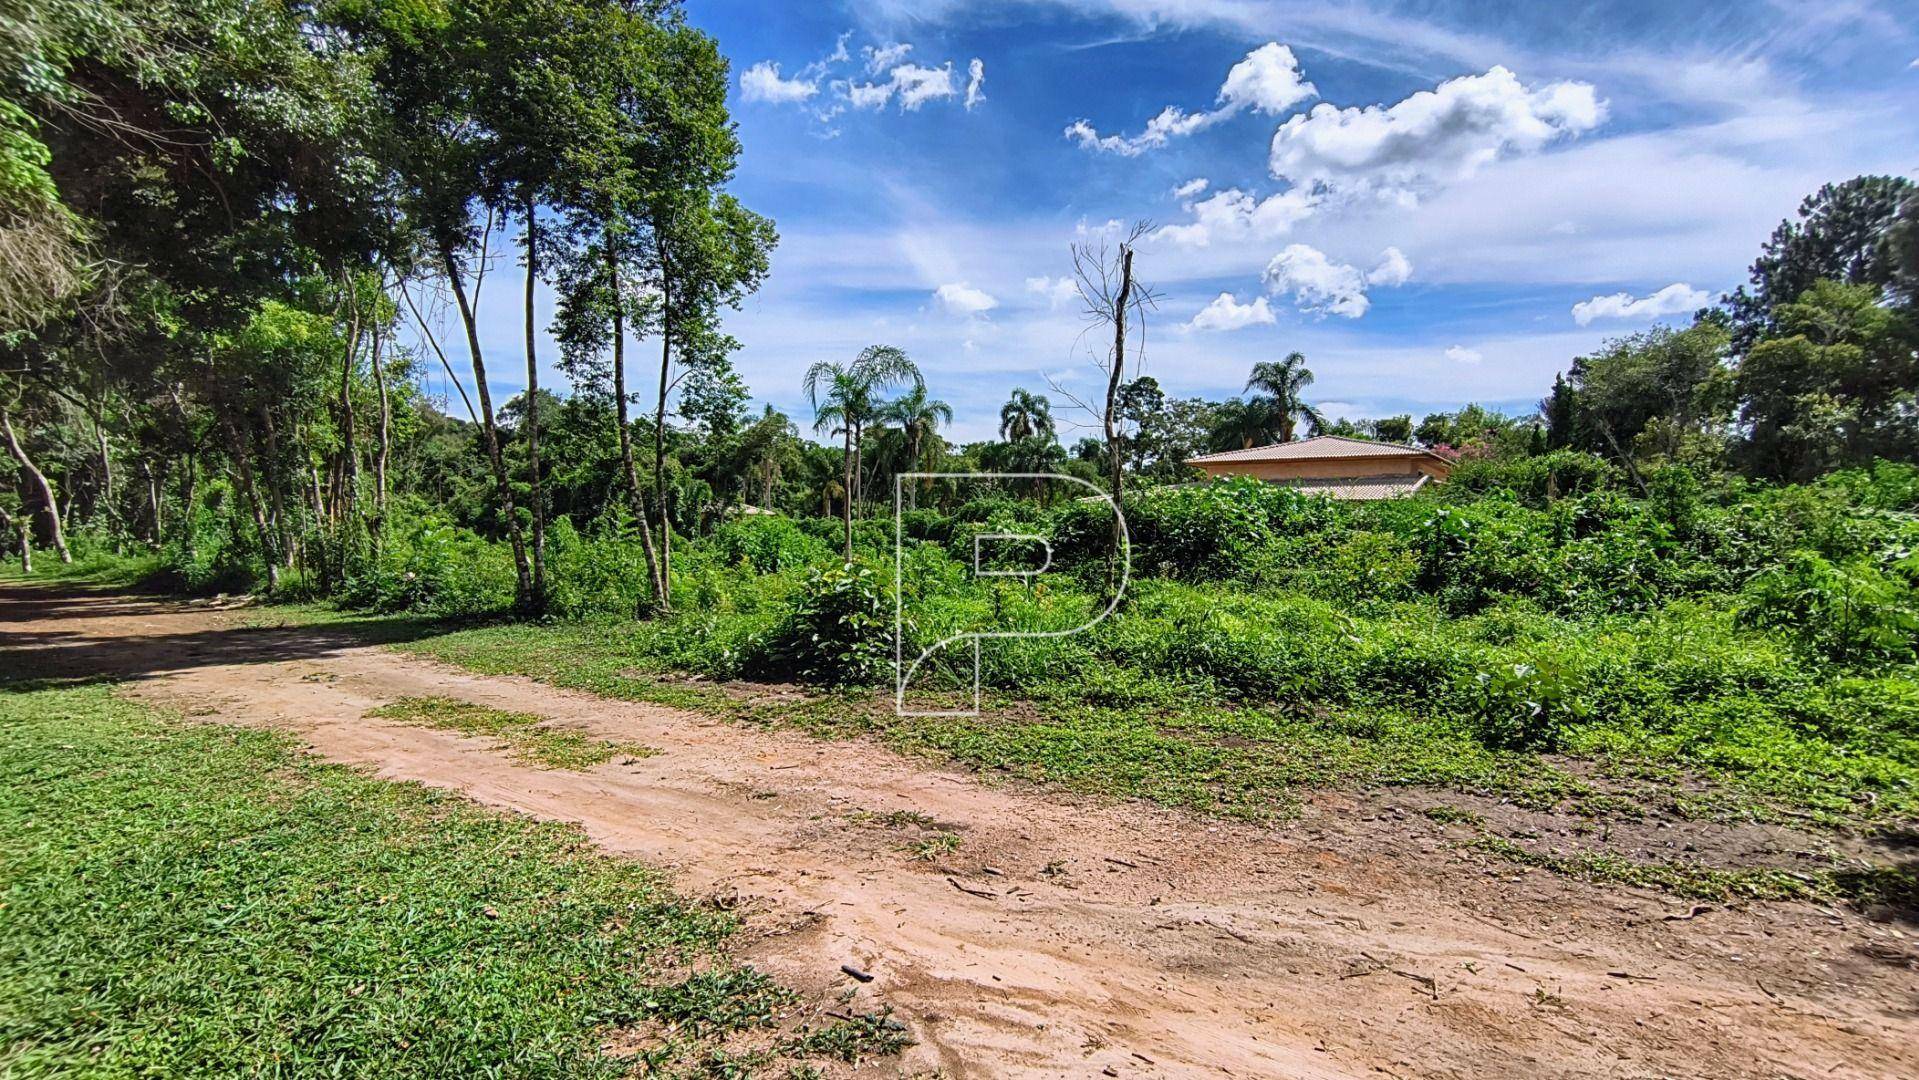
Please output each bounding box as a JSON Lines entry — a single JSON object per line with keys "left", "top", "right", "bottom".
{"left": 1187, "top": 435, "right": 1437, "bottom": 465}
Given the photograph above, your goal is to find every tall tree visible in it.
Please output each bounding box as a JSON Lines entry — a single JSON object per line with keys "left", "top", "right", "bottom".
{"left": 804, "top": 345, "right": 921, "bottom": 559}
{"left": 998, "top": 389, "right": 1054, "bottom": 442}
{"left": 1244, "top": 352, "right": 1325, "bottom": 443}
{"left": 1725, "top": 175, "right": 1915, "bottom": 350}
{"left": 882, "top": 384, "right": 952, "bottom": 508}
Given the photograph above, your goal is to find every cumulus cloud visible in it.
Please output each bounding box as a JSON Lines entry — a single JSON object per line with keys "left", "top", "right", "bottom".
{"left": 1172, "top": 177, "right": 1210, "bottom": 200}
{"left": 1268, "top": 66, "right": 1603, "bottom": 199}
{"left": 1157, "top": 186, "right": 1319, "bottom": 246}
{"left": 1025, "top": 275, "right": 1080, "bottom": 308}
{"left": 934, "top": 282, "right": 999, "bottom": 315}
{"left": 1260, "top": 245, "right": 1413, "bottom": 318}
{"left": 1066, "top": 42, "right": 1315, "bottom": 155}
{"left": 740, "top": 62, "right": 819, "bottom": 105}
{"left": 849, "top": 62, "right": 959, "bottom": 111}
{"left": 1218, "top": 43, "right": 1318, "bottom": 114}
{"left": 1444, "top": 345, "right": 1484, "bottom": 364}
{"left": 1366, "top": 247, "right": 1412, "bottom": 286}
{"left": 1571, "top": 282, "right": 1710, "bottom": 325}
{"left": 1188, "top": 292, "right": 1276, "bottom": 332}
{"left": 965, "top": 58, "right": 986, "bottom": 110}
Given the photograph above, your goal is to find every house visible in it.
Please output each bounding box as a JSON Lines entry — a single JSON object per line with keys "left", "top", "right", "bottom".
{"left": 1185, "top": 435, "right": 1453, "bottom": 500}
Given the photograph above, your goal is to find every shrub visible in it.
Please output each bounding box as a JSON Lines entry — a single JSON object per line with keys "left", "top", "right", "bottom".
{"left": 750, "top": 561, "right": 892, "bottom": 686}
{"left": 707, "top": 515, "right": 830, "bottom": 574}
{"left": 1737, "top": 550, "right": 1919, "bottom": 665}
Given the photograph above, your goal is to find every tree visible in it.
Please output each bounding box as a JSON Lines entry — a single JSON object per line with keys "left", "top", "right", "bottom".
{"left": 1736, "top": 280, "right": 1917, "bottom": 480}
{"left": 998, "top": 389, "right": 1054, "bottom": 442}
{"left": 881, "top": 384, "right": 952, "bottom": 508}
{"left": 1725, "top": 175, "right": 1915, "bottom": 350}
{"left": 804, "top": 346, "right": 922, "bottom": 558}
{"left": 1551, "top": 322, "right": 1733, "bottom": 475}
{"left": 1068, "top": 221, "right": 1156, "bottom": 587}
{"left": 1244, "top": 352, "right": 1324, "bottom": 443}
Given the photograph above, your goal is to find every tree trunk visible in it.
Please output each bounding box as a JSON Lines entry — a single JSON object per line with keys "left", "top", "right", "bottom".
{"left": 442, "top": 241, "right": 534, "bottom": 609}
{"left": 338, "top": 280, "right": 361, "bottom": 543}
{"left": 1103, "top": 245, "right": 1135, "bottom": 589}
{"left": 653, "top": 269, "right": 673, "bottom": 611}
{"left": 0, "top": 504, "right": 25, "bottom": 573}
{"left": 222, "top": 417, "right": 280, "bottom": 593}
{"left": 607, "top": 244, "right": 664, "bottom": 613}
{"left": 370, "top": 308, "right": 391, "bottom": 548}
{"left": 0, "top": 406, "right": 70, "bottom": 563}
{"left": 179, "top": 449, "right": 197, "bottom": 559}
{"left": 141, "top": 458, "right": 162, "bottom": 542}
{"left": 522, "top": 197, "right": 546, "bottom": 613}
{"left": 840, "top": 426, "right": 854, "bottom": 560}
{"left": 257, "top": 405, "right": 294, "bottom": 572}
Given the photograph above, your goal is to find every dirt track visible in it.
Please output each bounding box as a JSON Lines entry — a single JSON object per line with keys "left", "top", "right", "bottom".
{"left": 4, "top": 582, "right": 1915, "bottom": 1078}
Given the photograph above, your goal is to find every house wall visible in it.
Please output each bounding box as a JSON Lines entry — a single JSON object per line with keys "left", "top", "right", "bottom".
{"left": 1195, "top": 455, "right": 1450, "bottom": 482}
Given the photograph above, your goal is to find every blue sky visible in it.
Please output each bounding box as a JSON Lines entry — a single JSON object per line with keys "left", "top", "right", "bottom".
{"left": 435, "top": 0, "right": 1919, "bottom": 444}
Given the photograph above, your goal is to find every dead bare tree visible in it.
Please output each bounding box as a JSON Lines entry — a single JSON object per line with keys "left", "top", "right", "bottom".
{"left": 1065, "top": 221, "right": 1157, "bottom": 588}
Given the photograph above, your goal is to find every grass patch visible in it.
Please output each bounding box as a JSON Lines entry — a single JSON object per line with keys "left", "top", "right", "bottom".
{"left": 1468, "top": 835, "right": 1917, "bottom": 906}
{"left": 905, "top": 832, "right": 963, "bottom": 861}
{"left": 0, "top": 682, "right": 902, "bottom": 1076}
{"left": 365, "top": 695, "right": 657, "bottom": 771}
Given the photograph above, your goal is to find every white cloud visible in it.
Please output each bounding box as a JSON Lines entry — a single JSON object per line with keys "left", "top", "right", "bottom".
{"left": 1262, "top": 244, "right": 1371, "bottom": 318}
{"left": 850, "top": 62, "right": 959, "bottom": 111}
{"left": 740, "top": 61, "right": 819, "bottom": 104}
{"left": 1157, "top": 186, "right": 1319, "bottom": 246}
{"left": 1366, "top": 246, "right": 1412, "bottom": 286}
{"left": 1173, "top": 177, "right": 1210, "bottom": 200}
{"left": 1444, "top": 345, "right": 1484, "bottom": 364}
{"left": 1268, "top": 66, "right": 1603, "bottom": 199}
{"left": 934, "top": 282, "right": 999, "bottom": 315}
{"left": 1260, "top": 244, "right": 1413, "bottom": 318}
{"left": 1570, "top": 282, "right": 1710, "bottom": 324}
{"left": 965, "top": 58, "right": 986, "bottom": 110}
{"left": 1025, "top": 275, "right": 1080, "bottom": 308}
{"left": 1188, "top": 292, "right": 1277, "bottom": 331}
{"left": 1218, "top": 43, "right": 1318, "bottom": 115}
{"left": 863, "top": 42, "right": 913, "bottom": 74}
{"left": 1066, "top": 42, "right": 1315, "bottom": 155}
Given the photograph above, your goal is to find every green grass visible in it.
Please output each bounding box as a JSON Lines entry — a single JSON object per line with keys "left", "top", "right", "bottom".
{"left": 365, "top": 696, "right": 657, "bottom": 771}
{"left": 1467, "top": 835, "right": 1918, "bottom": 906}
{"left": 0, "top": 682, "right": 904, "bottom": 1077}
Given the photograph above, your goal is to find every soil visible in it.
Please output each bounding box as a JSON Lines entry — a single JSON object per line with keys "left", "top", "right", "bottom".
{"left": 5, "top": 582, "right": 1916, "bottom": 1079}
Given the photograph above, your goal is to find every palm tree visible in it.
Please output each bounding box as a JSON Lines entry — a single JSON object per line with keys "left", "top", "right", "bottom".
{"left": 1245, "top": 352, "right": 1325, "bottom": 443}
{"left": 998, "top": 388, "right": 1054, "bottom": 442}
{"left": 803, "top": 345, "right": 922, "bottom": 558}
{"left": 879, "top": 384, "right": 952, "bottom": 509}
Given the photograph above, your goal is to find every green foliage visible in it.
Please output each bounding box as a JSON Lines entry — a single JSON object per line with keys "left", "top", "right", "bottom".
{"left": 753, "top": 562, "right": 892, "bottom": 686}
{"left": 1737, "top": 550, "right": 1919, "bottom": 665}
{"left": 0, "top": 682, "right": 865, "bottom": 1076}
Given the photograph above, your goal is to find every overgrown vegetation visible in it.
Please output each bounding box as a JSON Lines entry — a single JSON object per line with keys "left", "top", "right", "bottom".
{"left": 0, "top": 682, "right": 904, "bottom": 1076}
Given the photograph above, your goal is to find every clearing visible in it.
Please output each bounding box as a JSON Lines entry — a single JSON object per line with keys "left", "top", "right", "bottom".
{"left": 4, "top": 581, "right": 1915, "bottom": 1079}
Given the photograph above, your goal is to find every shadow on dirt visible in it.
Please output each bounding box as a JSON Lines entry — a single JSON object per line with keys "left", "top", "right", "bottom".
{"left": 0, "top": 582, "right": 462, "bottom": 690}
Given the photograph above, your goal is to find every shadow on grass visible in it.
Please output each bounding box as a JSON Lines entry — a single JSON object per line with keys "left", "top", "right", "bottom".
{"left": 0, "top": 580, "right": 489, "bottom": 691}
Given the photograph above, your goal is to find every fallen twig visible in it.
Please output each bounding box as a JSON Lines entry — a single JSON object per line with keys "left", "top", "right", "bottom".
{"left": 947, "top": 876, "right": 997, "bottom": 900}
{"left": 840, "top": 964, "right": 874, "bottom": 983}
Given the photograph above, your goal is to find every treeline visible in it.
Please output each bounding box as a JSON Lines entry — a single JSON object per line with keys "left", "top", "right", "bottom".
{"left": 1, "top": 0, "right": 774, "bottom": 614}
{"left": 2, "top": 2, "right": 1917, "bottom": 624}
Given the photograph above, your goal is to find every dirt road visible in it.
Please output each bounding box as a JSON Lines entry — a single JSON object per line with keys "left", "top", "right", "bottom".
{"left": 4, "top": 582, "right": 1915, "bottom": 1078}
